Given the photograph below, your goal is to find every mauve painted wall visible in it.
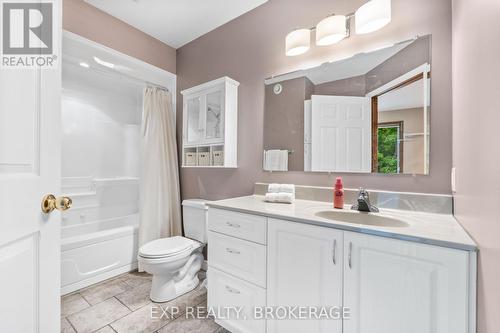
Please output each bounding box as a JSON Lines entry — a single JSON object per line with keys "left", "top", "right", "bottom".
{"left": 264, "top": 77, "right": 309, "bottom": 171}
{"left": 315, "top": 36, "right": 430, "bottom": 96}
{"left": 365, "top": 35, "right": 430, "bottom": 92}
{"left": 452, "top": 0, "right": 500, "bottom": 331}
{"left": 63, "top": 0, "right": 176, "bottom": 74}
{"left": 314, "top": 75, "right": 366, "bottom": 96}
{"left": 176, "top": 0, "right": 452, "bottom": 200}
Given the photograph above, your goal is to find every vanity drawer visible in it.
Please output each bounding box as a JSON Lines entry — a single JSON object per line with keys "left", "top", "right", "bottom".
{"left": 208, "top": 267, "right": 266, "bottom": 333}
{"left": 208, "top": 208, "right": 267, "bottom": 244}
{"left": 208, "top": 231, "right": 266, "bottom": 287}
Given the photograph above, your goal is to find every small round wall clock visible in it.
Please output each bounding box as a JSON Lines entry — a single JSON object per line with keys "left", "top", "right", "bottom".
{"left": 273, "top": 83, "right": 283, "bottom": 95}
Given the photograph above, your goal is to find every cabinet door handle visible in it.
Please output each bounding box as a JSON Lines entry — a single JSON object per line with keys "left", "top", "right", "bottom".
{"left": 332, "top": 239, "right": 337, "bottom": 265}
{"left": 348, "top": 242, "right": 352, "bottom": 269}
{"left": 225, "top": 285, "right": 240, "bottom": 294}
{"left": 226, "top": 248, "right": 240, "bottom": 255}
{"left": 226, "top": 221, "right": 241, "bottom": 228}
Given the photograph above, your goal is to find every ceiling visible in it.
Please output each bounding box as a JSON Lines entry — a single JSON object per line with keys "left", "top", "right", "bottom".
{"left": 84, "top": 0, "right": 268, "bottom": 48}
{"left": 379, "top": 78, "right": 431, "bottom": 112}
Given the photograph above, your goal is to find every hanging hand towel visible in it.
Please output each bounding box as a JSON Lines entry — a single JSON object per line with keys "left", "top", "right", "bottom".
{"left": 264, "top": 150, "right": 288, "bottom": 171}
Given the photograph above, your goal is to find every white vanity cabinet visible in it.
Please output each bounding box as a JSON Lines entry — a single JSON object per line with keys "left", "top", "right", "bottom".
{"left": 207, "top": 209, "right": 475, "bottom": 333}
{"left": 343, "top": 231, "right": 470, "bottom": 333}
{"left": 267, "top": 219, "right": 343, "bottom": 333}
{"left": 181, "top": 77, "right": 239, "bottom": 168}
{"left": 207, "top": 208, "right": 267, "bottom": 333}
{"left": 267, "top": 219, "right": 472, "bottom": 333}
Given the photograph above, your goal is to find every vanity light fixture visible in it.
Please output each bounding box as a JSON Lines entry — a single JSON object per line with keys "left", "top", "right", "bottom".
{"left": 316, "top": 15, "right": 348, "bottom": 46}
{"left": 355, "top": 0, "right": 392, "bottom": 34}
{"left": 285, "top": 0, "right": 391, "bottom": 56}
{"left": 285, "top": 28, "right": 311, "bottom": 56}
{"left": 93, "top": 56, "right": 115, "bottom": 69}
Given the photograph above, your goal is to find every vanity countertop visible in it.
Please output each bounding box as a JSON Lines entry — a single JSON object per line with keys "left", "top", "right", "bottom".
{"left": 206, "top": 195, "right": 477, "bottom": 251}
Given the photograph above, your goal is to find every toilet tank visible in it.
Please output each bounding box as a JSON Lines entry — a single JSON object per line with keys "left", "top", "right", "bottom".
{"left": 182, "top": 199, "right": 211, "bottom": 243}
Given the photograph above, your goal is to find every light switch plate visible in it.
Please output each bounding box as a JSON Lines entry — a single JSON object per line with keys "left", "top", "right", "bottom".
{"left": 451, "top": 167, "right": 457, "bottom": 193}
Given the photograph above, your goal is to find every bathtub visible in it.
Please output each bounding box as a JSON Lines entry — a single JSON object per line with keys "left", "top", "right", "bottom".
{"left": 60, "top": 177, "right": 140, "bottom": 295}
{"left": 61, "top": 214, "right": 139, "bottom": 295}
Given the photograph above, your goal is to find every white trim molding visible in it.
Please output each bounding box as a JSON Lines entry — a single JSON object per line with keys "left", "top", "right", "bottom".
{"left": 366, "top": 63, "right": 431, "bottom": 97}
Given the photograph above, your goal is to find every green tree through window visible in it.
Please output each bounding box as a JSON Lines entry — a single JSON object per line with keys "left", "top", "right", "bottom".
{"left": 378, "top": 126, "right": 399, "bottom": 173}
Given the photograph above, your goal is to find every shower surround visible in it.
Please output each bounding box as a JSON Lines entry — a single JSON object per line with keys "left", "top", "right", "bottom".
{"left": 60, "top": 56, "right": 143, "bottom": 294}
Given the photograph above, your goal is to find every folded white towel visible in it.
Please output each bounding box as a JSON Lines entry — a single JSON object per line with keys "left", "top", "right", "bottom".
{"left": 267, "top": 183, "right": 295, "bottom": 194}
{"left": 279, "top": 184, "right": 295, "bottom": 194}
{"left": 264, "top": 192, "right": 295, "bottom": 204}
{"left": 267, "top": 183, "right": 281, "bottom": 193}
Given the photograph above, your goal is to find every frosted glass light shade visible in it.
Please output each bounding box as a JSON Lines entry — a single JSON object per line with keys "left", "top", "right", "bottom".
{"left": 355, "top": 0, "right": 391, "bottom": 34}
{"left": 285, "top": 29, "right": 310, "bottom": 56}
{"left": 316, "top": 15, "right": 348, "bottom": 46}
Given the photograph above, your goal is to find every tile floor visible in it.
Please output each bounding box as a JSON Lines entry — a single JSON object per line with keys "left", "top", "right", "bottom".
{"left": 61, "top": 271, "right": 230, "bottom": 333}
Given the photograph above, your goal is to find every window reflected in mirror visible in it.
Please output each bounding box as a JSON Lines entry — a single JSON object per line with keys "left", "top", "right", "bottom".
{"left": 373, "top": 73, "right": 430, "bottom": 174}
{"left": 377, "top": 122, "right": 403, "bottom": 173}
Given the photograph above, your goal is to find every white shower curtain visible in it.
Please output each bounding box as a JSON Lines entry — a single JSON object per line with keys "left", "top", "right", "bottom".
{"left": 139, "top": 87, "right": 182, "bottom": 248}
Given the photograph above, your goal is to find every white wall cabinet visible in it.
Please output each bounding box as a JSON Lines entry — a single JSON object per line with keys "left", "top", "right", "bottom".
{"left": 181, "top": 77, "right": 239, "bottom": 168}
{"left": 267, "top": 219, "right": 343, "bottom": 333}
{"left": 208, "top": 209, "right": 475, "bottom": 333}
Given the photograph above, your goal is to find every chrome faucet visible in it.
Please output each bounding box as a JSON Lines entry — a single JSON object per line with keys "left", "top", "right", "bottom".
{"left": 351, "top": 188, "right": 379, "bottom": 213}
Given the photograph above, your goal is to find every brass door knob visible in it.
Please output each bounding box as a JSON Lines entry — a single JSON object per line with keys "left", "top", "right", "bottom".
{"left": 41, "top": 194, "right": 72, "bottom": 213}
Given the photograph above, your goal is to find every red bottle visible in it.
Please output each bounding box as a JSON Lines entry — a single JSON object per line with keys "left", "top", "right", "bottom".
{"left": 333, "top": 177, "right": 344, "bottom": 209}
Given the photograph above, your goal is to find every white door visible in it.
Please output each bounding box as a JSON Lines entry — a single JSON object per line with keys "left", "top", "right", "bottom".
{"left": 0, "top": 2, "right": 62, "bottom": 332}
{"left": 304, "top": 100, "right": 312, "bottom": 172}
{"left": 304, "top": 99, "right": 312, "bottom": 144}
{"left": 343, "top": 231, "right": 470, "bottom": 333}
{"left": 311, "top": 95, "right": 371, "bottom": 172}
{"left": 267, "top": 219, "right": 343, "bottom": 333}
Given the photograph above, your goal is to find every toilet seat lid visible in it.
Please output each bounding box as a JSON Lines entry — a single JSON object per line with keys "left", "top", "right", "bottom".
{"left": 139, "top": 236, "right": 198, "bottom": 258}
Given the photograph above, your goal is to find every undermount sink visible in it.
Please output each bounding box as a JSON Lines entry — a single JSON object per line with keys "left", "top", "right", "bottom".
{"left": 315, "top": 210, "right": 409, "bottom": 228}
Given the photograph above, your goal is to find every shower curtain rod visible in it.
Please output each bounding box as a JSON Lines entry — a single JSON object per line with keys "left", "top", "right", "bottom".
{"left": 118, "top": 68, "right": 168, "bottom": 91}
{"left": 63, "top": 58, "right": 169, "bottom": 92}
{"left": 116, "top": 71, "right": 169, "bottom": 92}
{"left": 145, "top": 83, "right": 169, "bottom": 92}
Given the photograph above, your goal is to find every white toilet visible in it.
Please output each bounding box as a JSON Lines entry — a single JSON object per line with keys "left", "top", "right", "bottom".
{"left": 138, "top": 199, "right": 209, "bottom": 302}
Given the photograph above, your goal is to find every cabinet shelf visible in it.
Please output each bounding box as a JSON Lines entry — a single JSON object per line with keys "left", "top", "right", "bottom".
{"left": 183, "top": 141, "right": 224, "bottom": 148}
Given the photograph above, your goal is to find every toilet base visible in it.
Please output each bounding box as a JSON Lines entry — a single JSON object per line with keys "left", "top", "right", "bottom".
{"left": 149, "top": 252, "right": 204, "bottom": 302}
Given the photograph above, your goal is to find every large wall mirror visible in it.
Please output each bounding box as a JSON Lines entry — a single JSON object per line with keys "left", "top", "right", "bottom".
{"left": 263, "top": 35, "right": 431, "bottom": 175}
